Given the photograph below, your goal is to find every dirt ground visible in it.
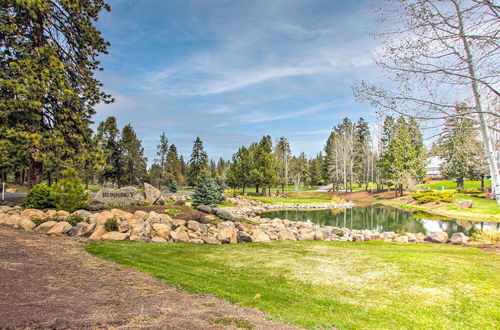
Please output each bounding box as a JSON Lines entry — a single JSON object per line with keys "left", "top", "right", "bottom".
{"left": 0, "top": 227, "right": 295, "bottom": 329}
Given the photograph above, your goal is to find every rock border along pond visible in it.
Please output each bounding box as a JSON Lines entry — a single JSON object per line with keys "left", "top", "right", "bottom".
{"left": 0, "top": 195, "right": 470, "bottom": 245}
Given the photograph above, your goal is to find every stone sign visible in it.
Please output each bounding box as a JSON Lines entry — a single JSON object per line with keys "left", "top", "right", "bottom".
{"left": 92, "top": 186, "right": 144, "bottom": 205}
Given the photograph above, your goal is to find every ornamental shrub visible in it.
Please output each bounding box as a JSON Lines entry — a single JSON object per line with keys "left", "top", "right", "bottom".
{"left": 50, "top": 167, "right": 89, "bottom": 212}
{"left": 104, "top": 217, "right": 118, "bottom": 232}
{"left": 412, "top": 190, "right": 454, "bottom": 204}
{"left": 23, "top": 183, "right": 56, "bottom": 209}
{"left": 192, "top": 172, "right": 225, "bottom": 206}
{"left": 168, "top": 179, "right": 178, "bottom": 193}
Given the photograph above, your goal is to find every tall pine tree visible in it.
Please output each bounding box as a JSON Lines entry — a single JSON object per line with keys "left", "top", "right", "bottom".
{"left": 188, "top": 137, "right": 208, "bottom": 186}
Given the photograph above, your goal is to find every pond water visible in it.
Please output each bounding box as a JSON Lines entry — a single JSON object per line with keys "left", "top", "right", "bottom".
{"left": 259, "top": 205, "right": 498, "bottom": 236}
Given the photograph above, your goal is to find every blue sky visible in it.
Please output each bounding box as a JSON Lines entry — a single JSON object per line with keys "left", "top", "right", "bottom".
{"left": 94, "top": 0, "right": 382, "bottom": 163}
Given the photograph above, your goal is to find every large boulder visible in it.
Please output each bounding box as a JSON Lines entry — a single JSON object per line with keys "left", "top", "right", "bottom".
{"left": 277, "top": 229, "right": 296, "bottom": 241}
{"left": 217, "top": 222, "right": 237, "bottom": 244}
{"left": 424, "top": 232, "right": 449, "bottom": 243}
{"left": 152, "top": 223, "right": 171, "bottom": 240}
{"left": 47, "top": 221, "right": 72, "bottom": 235}
{"left": 457, "top": 200, "right": 474, "bottom": 209}
{"left": 144, "top": 183, "right": 162, "bottom": 204}
{"left": 171, "top": 227, "right": 189, "bottom": 242}
{"left": 151, "top": 237, "right": 167, "bottom": 243}
{"left": 34, "top": 221, "right": 58, "bottom": 233}
{"left": 187, "top": 221, "right": 207, "bottom": 234}
{"left": 451, "top": 232, "right": 469, "bottom": 244}
{"left": 20, "top": 209, "right": 45, "bottom": 220}
{"left": 92, "top": 186, "right": 144, "bottom": 206}
{"left": 71, "top": 210, "right": 92, "bottom": 220}
{"left": 68, "top": 222, "right": 96, "bottom": 237}
{"left": 19, "top": 219, "right": 36, "bottom": 231}
{"left": 395, "top": 235, "right": 409, "bottom": 243}
{"left": 101, "top": 231, "right": 130, "bottom": 241}
{"left": 89, "top": 225, "right": 107, "bottom": 240}
{"left": 251, "top": 228, "right": 271, "bottom": 243}
{"left": 202, "top": 235, "right": 222, "bottom": 244}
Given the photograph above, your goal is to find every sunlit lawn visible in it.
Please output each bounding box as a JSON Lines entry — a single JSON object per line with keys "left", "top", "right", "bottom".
{"left": 86, "top": 241, "right": 500, "bottom": 329}
{"left": 418, "top": 180, "right": 491, "bottom": 191}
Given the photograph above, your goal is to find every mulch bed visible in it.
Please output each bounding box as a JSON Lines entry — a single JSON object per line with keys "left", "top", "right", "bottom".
{"left": 0, "top": 227, "right": 294, "bottom": 329}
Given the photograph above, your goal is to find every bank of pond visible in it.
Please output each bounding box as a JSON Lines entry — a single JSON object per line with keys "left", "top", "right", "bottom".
{"left": 259, "top": 205, "right": 497, "bottom": 236}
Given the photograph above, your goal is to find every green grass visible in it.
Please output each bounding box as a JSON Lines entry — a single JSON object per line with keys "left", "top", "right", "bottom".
{"left": 86, "top": 241, "right": 500, "bottom": 329}
{"left": 245, "top": 191, "right": 333, "bottom": 204}
{"left": 418, "top": 180, "right": 491, "bottom": 191}
{"left": 441, "top": 193, "right": 500, "bottom": 220}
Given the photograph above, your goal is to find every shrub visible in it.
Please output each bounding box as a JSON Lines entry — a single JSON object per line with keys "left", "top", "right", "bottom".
{"left": 104, "top": 217, "right": 118, "bottom": 232}
{"left": 51, "top": 168, "right": 88, "bottom": 212}
{"left": 192, "top": 172, "right": 225, "bottom": 206}
{"left": 66, "top": 214, "right": 85, "bottom": 226}
{"left": 168, "top": 179, "right": 178, "bottom": 193}
{"left": 191, "top": 211, "right": 206, "bottom": 222}
{"left": 412, "top": 190, "right": 454, "bottom": 204}
{"left": 459, "top": 188, "right": 485, "bottom": 198}
{"left": 175, "top": 199, "right": 185, "bottom": 206}
{"left": 472, "top": 229, "right": 500, "bottom": 244}
{"left": 32, "top": 218, "right": 48, "bottom": 227}
{"left": 165, "top": 208, "right": 180, "bottom": 217}
{"left": 23, "top": 183, "right": 56, "bottom": 209}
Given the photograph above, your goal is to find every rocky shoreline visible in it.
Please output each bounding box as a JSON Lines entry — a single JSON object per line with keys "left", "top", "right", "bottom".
{"left": 0, "top": 199, "right": 470, "bottom": 245}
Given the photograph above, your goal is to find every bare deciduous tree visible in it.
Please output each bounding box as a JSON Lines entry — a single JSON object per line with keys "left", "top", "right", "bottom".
{"left": 354, "top": 0, "right": 500, "bottom": 203}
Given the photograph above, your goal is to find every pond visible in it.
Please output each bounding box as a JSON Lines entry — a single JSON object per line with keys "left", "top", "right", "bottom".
{"left": 259, "top": 205, "right": 498, "bottom": 236}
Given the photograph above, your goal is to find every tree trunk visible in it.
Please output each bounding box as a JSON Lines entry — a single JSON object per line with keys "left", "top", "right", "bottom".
{"left": 28, "top": 158, "right": 43, "bottom": 188}
{"left": 481, "top": 176, "right": 485, "bottom": 192}
{"left": 455, "top": 2, "right": 500, "bottom": 204}
{"left": 457, "top": 177, "right": 464, "bottom": 190}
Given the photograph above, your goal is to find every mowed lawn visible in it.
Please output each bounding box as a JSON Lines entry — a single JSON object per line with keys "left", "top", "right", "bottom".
{"left": 86, "top": 241, "right": 500, "bottom": 329}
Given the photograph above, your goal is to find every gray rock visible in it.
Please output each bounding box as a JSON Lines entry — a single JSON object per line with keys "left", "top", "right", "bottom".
{"left": 196, "top": 205, "right": 213, "bottom": 213}
{"left": 144, "top": 183, "right": 162, "bottom": 204}
{"left": 451, "top": 232, "right": 469, "bottom": 244}
{"left": 92, "top": 186, "right": 143, "bottom": 205}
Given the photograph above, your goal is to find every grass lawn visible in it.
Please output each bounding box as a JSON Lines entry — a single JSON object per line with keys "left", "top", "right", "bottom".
{"left": 441, "top": 193, "right": 500, "bottom": 220}
{"left": 247, "top": 191, "right": 333, "bottom": 204}
{"left": 418, "top": 180, "right": 491, "bottom": 191}
{"left": 86, "top": 241, "right": 500, "bottom": 329}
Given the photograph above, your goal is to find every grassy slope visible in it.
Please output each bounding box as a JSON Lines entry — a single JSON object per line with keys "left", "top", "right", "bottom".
{"left": 86, "top": 241, "right": 500, "bottom": 329}
{"left": 418, "top": 180, "right": 491, "bottom": 191}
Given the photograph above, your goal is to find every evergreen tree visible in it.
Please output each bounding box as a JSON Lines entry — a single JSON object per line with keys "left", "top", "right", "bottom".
{"left": 354, "top": 118, "right": 372, "bottom": 188}
{"left": 188, "top": 137, "right": 208, "bottom": 186}
{"left": 95, "top": 117, "right": 122, "bottom": 186}
{"left": 155, "top": 132, "right": 169, "bottom": 188}
{"left": 0, "top": 0, "right": 112, "bottom": 186}
{"left": 274, "top": 137, "right": 291, "bottom": 193}
{"left": 227, "top": 146, "right": 252, "bottom": 194}
{"left": 165, "top": 144, "right": 183, "bottom": 186}
{"left": 438, "top": 105, "right": 484, "bottom": 189}
{"left": 253, "top": 136, "right": 277, "bottom": 195}
{"left": 192, "top": 171, "right": 224, "bottom": 206}
{"left": 378, "top": 116, "right": 396, "bottom": 189}
{"left": 119, "top": 124, "right": 147, "bottom": 186}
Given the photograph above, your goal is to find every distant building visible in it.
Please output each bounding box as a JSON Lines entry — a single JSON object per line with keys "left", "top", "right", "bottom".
{"left": 426, "top": 156, "right": 444, "bottom": 179}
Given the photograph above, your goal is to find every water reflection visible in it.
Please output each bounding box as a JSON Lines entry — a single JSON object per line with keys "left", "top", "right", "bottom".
{"left": 259, "top": 206, "right": 498, "bottom": 236}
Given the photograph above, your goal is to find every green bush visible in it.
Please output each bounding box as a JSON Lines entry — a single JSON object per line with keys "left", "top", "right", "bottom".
{"left": 168, "top": 179, "right": 178, "bottom": 193}
{"left": 459, "top": 188, "right": 485, "bottom": 198}
{"left": 192, "top": 172, "right": 225, "bottom": 206}
{"left": 412, "top": 190, "right": 454, "bottom": 204}
{"left": 165, "top": 208, "right": 181, "bottom": 217}
{"left": 104, "top": 217, "right": 118, "bottom": 232}
{"left": 66, "top": 214, "right": 85, "bottom": 226}
{"left": 50, "top": 168, "right": 89, "bottom": 212}
{"left": 23, "top": 183, "right": 56, "bottom": 209}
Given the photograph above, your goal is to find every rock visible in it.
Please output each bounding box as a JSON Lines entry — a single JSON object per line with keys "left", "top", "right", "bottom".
{"left": 214, "top": 208, "right": 234, "bottom": 221}
{"left": 68, "top": 222, "right": 95, "bottom": 237}
{"left": 144, "top": 183, "right": 162, "bottom": 204}
{"left": 237, "top": 231, "right": 253, "bottom": 243}
{"left": 451, "top": 232, "right": 469, "bottom": 244}
{"left": 86, "top": 200, "right": 106, "bottom": 211}
{"left": 132, "top": 211, "right": 149, "bottom": 219}
{"left": 424, "top": 232, "right": 448, "bottom": 243}
{"left": 89, "top": 225, "right": 107, "bottom": 240}
{"left": 381, "top": 232, "right": 397, "bottom": 240}
{"left": 110, "top": 209, "right": 133, "bottom": 220}
{"left": 202, "top": 236, "right": 222, "bottom": 244}
{"left": 187, "top": 221, "right": 207, "bottom": 234}
{"left": 251, "top": 229, "right": 271, "bottom": 243}
{"left": 71, "top": 210, "right": 92, "bottom": 219}
{"left": 117, "top": 220, "right": 130, "bottom": 233}
{"left": 314, "top": 232, "right": 325, "bottom": 241}
{"left": 277, "top": 229, "right": 296, "bottom": 241}
{"left": 456, "top": 200, "right": 474, "bottom": 209}
{"left": 20, "top": 209, "right": 45, "bottom": 220}
{"left": 171, "top": 228, "right": 189, "bottom": 242}
{"left": 101, "top": 231, "right": 129, "bottom": 241}
{"left": 188, "top": 238, "right": 205, "bottom": 244}
{"left": 159, "top": 214, "right": 173, "bottom": 223}
{"left": 152, "top": 223, "right": 171, "bottom": 240}
{"left": 44, "top": 210, "right": 58, "bottom": 218}
{"left": 130, "top": 235, "right": 151, "bottom": 242}
{"left": 47, "top": 221, "right": 72, "bottom": 235}
{"left": 156, "top": 195, "right": 167, "bottom": 205}
{"left": 298, "top": 229, "right": 315, "bottom": 241}
{"left": 34, "top": 221, "right": 58, "bottom": 233}
{"left": 151, "top": 237, "right": 167, "bottom": 243}
{"left": 3, "top": 215, "right": 22, "bottom": 227}
{"left": 147, "top": 211, "right": 162, "bottom": 224}
{"left": 217, "top": 223, "right": 238, "bottom": 244}
{"left": 395, "top": 235, "right": 409, "bottom": 243}
{"left": 89, "top": 211, "right": 114, "bottom": 225}
{"left": 55, "top": 210, "right": 70, "bottom": 219}
{"left": 352, "top": 234, "right": 365, "bottom": 242}
{"left": 196, "top": 205, "right": 213, "bottom": 213}
{"left": 19, "top": 219, "right": 36, "bottom": 231}
{"left": 92, "top": 186, "right": 143, "bottom": 205}
{"left": 172, "top": 219, "right": 186, "bottom": 228}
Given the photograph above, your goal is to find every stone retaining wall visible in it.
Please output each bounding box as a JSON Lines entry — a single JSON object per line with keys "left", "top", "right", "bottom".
{"left": 0, "top": 205, "right": 470, "bottom": 245}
